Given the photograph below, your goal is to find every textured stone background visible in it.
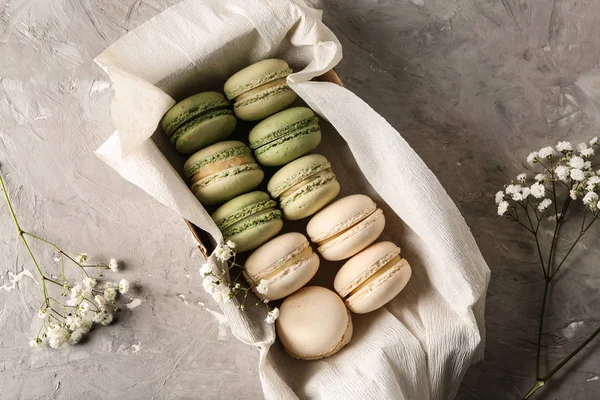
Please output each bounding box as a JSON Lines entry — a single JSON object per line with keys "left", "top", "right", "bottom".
{"left": 1, "top": 0, "right": 600, "bottom": 399}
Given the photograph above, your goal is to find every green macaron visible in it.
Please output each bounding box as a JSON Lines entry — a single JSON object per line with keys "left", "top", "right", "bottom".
{"left": 211, "top": 191, "right": 283, "bottom": 253}
{"left": 224, "top": 59, "right": 297, "bottom": 121}
{"left": 249, "top": 107, "right": 321, "bottom": 167}
{"left": 185, "top": 141, "right": 264, "bottom": 206}
{"left": 267, "top": 154, "right": 340, "bottom": 220}
{"left": 161, "top": 91, "right": 237, "bottom": 154}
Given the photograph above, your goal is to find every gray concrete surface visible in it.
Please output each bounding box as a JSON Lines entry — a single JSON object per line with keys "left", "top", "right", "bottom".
{"left": 1, "top": 0, "right": 600, "bottom": 399}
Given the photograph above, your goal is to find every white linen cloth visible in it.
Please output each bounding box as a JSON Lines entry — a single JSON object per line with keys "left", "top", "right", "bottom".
{"left": 95, "top": 1, "right": 491, "bottom": 399}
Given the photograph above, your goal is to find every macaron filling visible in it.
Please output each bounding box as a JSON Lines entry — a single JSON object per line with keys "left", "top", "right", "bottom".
{"left": 339, "top": 248, "right": 401, "bottom": 298}
{"left": 184, "top": 146, "right": 252, "bottom": 179}
{"left": 234, "top": 79, "right": 293, "bottom": 109}
{"left": 226, "top": 68, "right": 292, "bottom": 100}
{"left": 189, "top": 155, "right": 256, "bottom": 184}
{"left": 346, "top": 258, "right": 409, "bottom": 307}
{"left": 214, "top": 199, "right": 278, "bottom": 231}
{"left": 191, "top": 163, "right": 262, "bottom": 190}
{"left": 247, "top": 243, "right": 311, "bottom": 282}
{"left": 169, "top": 108, "right": 234, "bottom": 145}
{"left": 250, "top": 116, "right": 320, "bottom": 152}
{"left": 279, "top": 170, "right": 337, "bottom": 207}
{"left": 317, "top": 209, "right": 384, "bottom": 253}
{"left": 163, "top": 99, "right": 231, "bottom": 137}
{"left": 221, "top": 209, "right": 282, "bottom": 239}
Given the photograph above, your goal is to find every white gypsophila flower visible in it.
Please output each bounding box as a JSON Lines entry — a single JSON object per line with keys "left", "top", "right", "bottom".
{"left": 226, "top": 240, "right": 236, "bottom": 249}
{"left": 75, "top": 254, "right": 88, "bottom": 264}
{"left": 70, "top": 285, "right": 83, "bottom": 299}
{"left": 581, "top": 148, "right": 594, "bottom": 158}
{"left": 583, "top": 192, "right": 599, "bottom": 206}
{"left": 497, "top": 201, "right": 509, "bottom": 216}
{"left": 538, "top": 146, "right": 555, "bottom": 159}
{"left": 505, "top": 184, "right": 521, "bottom": 195}
{"left": 521, "top": 187, "right": 531, "bottom": 199}
{"left": 83, "top": 277, "right": 97, "bottom": 289}
{"left": 527, "top": 151, "right": 539, "bottom": 166}
{"left": 93, "top": 310, "right": 108, "bottom": 323}
{"left": 101, "top": 313, "right": 113, "bottom": 326}
{"left": 590, "top": 137, "right": 598, "bottom": 146}
{"left": 555, "top": 165, "right": 570, "bottom": 181}
{"left": 67, "top": 296, "right": 82, "bottom": 307}
{"left": 38, "top": 308, "right": 48, "bottom": 319}
{"left": 569, "top": 156, "right": 585, "bottom": 169}
{"left": 577, "top": 142, "right": 589, "bottom": 152}
{"left": 495, "top": 190, "right": 504, "bottom": 204}
{"left": 495, "top": 191, "right": 504, "bottom": 204}
{"left": 538, "top": 199, "right": 552, "bottom": 212}
{"left": 534, "top": 173, "right": 547, "bottom": 182}
{"left": 202, "top": 277, "right": 217, "bottom": 294}
{"left": 82, "top": 287, "right": 93, "bottom": 298}
{"left": 265, "top": 307, "right": 279, "bottom": 324}
{"left": 211, "top": 283, "right": 232, "bottom": 304}
{"left": 76, "top": 301, "right": 90, "bottom": 314}
{"left": 29, "top": 337, "right": 46, "bottom": 348}
{"left": 570, "top": 189, "right": 578, "bottom": 200}
{"left": 66, "top": 315, "right": 82, "bottom": 331}
{"left": 199, "top": 262, "right": 213, "bottom": 277}
{"left": 517, "top": 173, "right": 527, "bottom": 183}
{"left": 256, "top": 280, "right": 269, "bottom": 295}
{"left": 94, "top": 294, "right": 106, "bottom": 308}
{"left": 530, "top": 182, "right": 546, "bottom": 199}
{"left": 109, "top": 258, "right": 119, "bottom": 272}
{"left": 556, "top": 141, "right": 573, "bottom": 152}
{"left": 570, "top": 168, "right": 585, "bottom": 181}
{"left": 584, "top": 161, "right": 592, "bottom": 170}
{"left": 587, "top": 176, "right": 600, "bottom": 191}
{"left": 104, "top": 288, "right": 117, "bottom": 302}
{"left": 118, "top": 279, "right": 130, "bottom": 294}
{"left": 48, "top": 326, "right": 70, "bottom": 349}
{"left": 79, "top": 318, "right": 93, "bottom": 334}
{"left": 512, "top": 192, "right": 524, "bottom": 201}
{"left": 214, "top": 244, "right": 234, "bottom": 262}
{"left": 68, "top": 330, "right": 84, "bottom": 345}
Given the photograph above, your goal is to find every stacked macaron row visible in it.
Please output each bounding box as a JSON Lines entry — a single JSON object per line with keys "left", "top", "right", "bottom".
{"left": 161, "top": 58, "right": 413, "bottom": 361}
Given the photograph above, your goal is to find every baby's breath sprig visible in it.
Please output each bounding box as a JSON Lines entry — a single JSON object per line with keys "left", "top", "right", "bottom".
{"left": 0, "top": 168, "right": 131, "bottom": 349}
{"left": 200, "top": 241, "right": 279, "bottom": 324}
{"left": 494, "top": 137, "right": 600, "bottom": 399}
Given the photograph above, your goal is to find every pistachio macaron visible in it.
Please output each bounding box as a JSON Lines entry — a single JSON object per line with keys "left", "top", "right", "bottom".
{"left": 334, "top": 242, "right": 412, "bottom": 314}
{"left": 306, "top": 194, "right": 385, "bottom": 261}
{"left": 244, "top": 232, "right": 319, "bottom": 301}
{"left": 224, "top": 59, "right": 297, "bottom": 121}
{"left": 276, "top": 286, "right": 353, "bottom": 360}
{"left": 249, "top": 107, "right": 321, "bottom": 167}
{"left": 184, "top": 141, "right": 264, "bottom": 206}
{"left": 211, "top": 192, "right": 283, "bottom": 253}
{"left": 267, "top": 154, "right": 340, "bottom": 220}
{"left": 161, "top": 91, "right": 236, "bottom": 154}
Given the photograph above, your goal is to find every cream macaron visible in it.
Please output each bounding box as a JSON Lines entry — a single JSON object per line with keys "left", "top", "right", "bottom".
{"left": 334, "top": 241, "right": 412, "bottom": 314}
{"left": 244, "top": 233, "right": 319, "bottom": 301}
{"left": 306, "top": 194, "right": 385, "bottom": 261}
{"left": 276, "top": 286, "right": 353, "bottom": 360}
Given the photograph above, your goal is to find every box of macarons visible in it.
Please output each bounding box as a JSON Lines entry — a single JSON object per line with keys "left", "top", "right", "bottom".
{"left": 95, "top": 0, "right": 490, "bottom": 398}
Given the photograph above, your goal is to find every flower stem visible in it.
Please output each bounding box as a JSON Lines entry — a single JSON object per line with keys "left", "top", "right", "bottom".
{"left": 543, "top": 324, "right": 600, "bottom": 382}
{"left": 523, "top": 380, "right": 545, "bottom": 399}
{"left": 535, "top": 280, "right": 550, "bottom": 379}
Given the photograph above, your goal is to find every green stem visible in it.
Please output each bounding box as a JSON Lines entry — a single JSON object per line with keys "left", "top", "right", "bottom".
{"left": 535, "top": 280, "right": 550, "bottom": 379}
{"left": 523, "top": 380, "right": 545, "bottom": 399}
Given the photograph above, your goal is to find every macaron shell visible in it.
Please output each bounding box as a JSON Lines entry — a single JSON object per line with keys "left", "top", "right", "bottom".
{"left": 306, "top": 194, "right": 377, "bottom": 243}
{"left": 276, "top": 286, "right": 352, "bottom": 360}
{"left": 184, "top": 140, "right": 248, "bottom": 171}
{"left": 318, "top": 210, "right": 385, "bottom": 261}
{"left": 259, "top": 252, "right": 319, "bottom": 301}
{"left": 346, "top": 258, "right": 412, "bottom": 314}
{"left": 225, "top": 217, "right": 283, "bottom": 253}
{"left": 267, "top": 154, "right": 331, "bottom": 197}
{"left": 255, "top": 129, "right": 321, "bottom": 167}
{"left": 174, "top": 113, "right": 237, "bottom": 154}
{"left": 211, "top": 191, "right": 273, "bottom": 229}
{"left": 234, "top": 87, "right": 297, "bottom": 121}
{"left": 281, "top": 177, "right": 340, "bottom": 220}
{"left": 334, "top": 241, "right": 400, "bottom": 297}
{"left": 161, "top": 91, "right": 230, "bottom": 136}
{"left": 245, "top": 232, "right": 309, "bottom": 278}
{"left": 192, "top": 166, "right": 264, "bottom": 205}
{"left": 224, "top": 59, "right": 292, "bottom": 99}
